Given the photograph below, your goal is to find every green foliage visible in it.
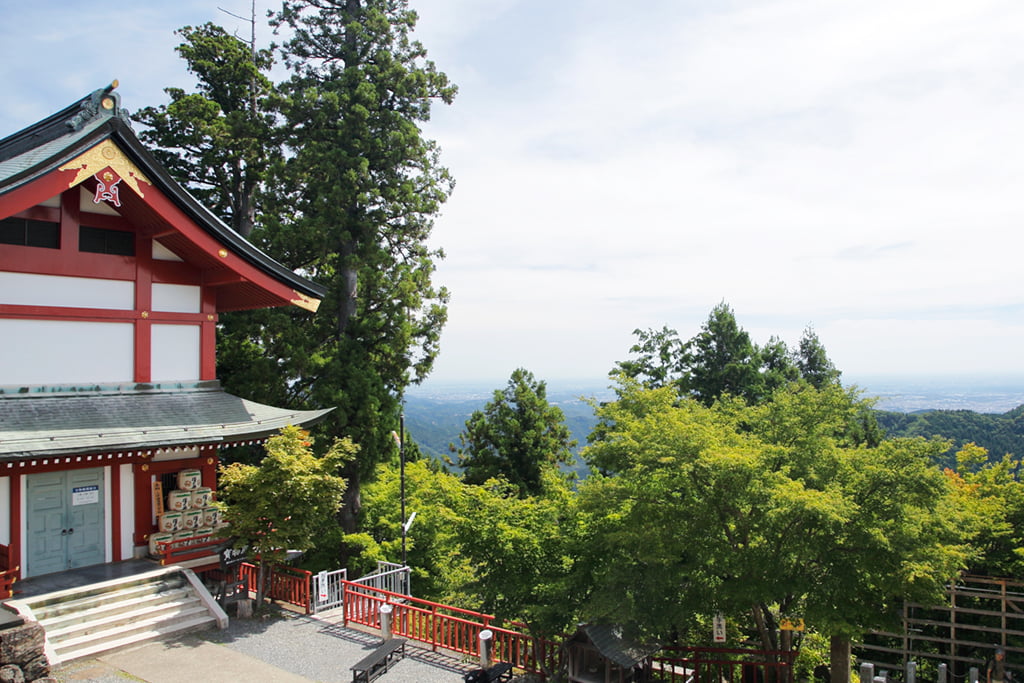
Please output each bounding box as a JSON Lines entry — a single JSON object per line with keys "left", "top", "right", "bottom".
{"left": 217, "top": 426, "right": 353, "bottom": 601}
{"left": 796, "top": 327, "right": 842, "bottom": 390}
{"left": 351, "top": 459, "right": 582, "bottom": 637}
{"left": 452, "top": 471, "right": 584, "bottom": 636}
{"left": 876, "top": 406, "right": 1024, "bottom": 468}
{"left": 614, "top": 326, "right": 687, "bottom": 392}
{"left": 683, "top": 302, "right": 768, "bottom": 405}
{"left": 577, "top": 382, "right": 969, "bottom": 643}
{"left": 347, "top": 459, "right": 475, "bottom": 604}
{"left": 144, "top": 4, "right": 457, "bottom": 560}
{"left": 946, "top": 443, "right": 1024, "bottom": 577}
{"left": 240, "top": 1, "right": 456, "bottom": 551}
{"left": 452, "top": 369, "right": 577, "bottom": 497}
{"left": 614, "top": 304, "right": 844, "bottom": 409}
{"left": 133, "top": 23, "right": 276, "bottom": 237}
{"left": 794, "top": 631, "right": 831, "bottom": 682}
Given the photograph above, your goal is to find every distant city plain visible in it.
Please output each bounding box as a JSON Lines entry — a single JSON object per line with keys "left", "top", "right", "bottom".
{"left": 412, "top": 375, "right": 1024, "bottom": 414}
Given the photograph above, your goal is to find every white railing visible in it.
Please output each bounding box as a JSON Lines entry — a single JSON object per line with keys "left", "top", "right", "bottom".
{"left": 356, "top": 561, "right": 411, "bottom": 597}
{"left": 310, "top": 561, "right": 411, "bottom": 614}
{"left": 311, "top": 567, "right": 347, "bottom": 614}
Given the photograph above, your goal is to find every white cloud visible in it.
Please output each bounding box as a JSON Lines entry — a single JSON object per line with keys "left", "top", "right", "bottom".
{"left": 4, "top": 0, "right": 1024, "bottom": 384}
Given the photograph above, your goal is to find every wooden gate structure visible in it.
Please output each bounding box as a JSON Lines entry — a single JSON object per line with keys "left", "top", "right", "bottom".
{"left": 858, "top": 575, "right": 1024, "bottom": 680}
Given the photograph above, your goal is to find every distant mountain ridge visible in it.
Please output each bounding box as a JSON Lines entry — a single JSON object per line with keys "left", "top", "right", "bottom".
{"left": 404, "top": 377, "right": 1024, "bottom": 469}
{"left": 403, "top": 384, "right": 610, "bottom": 463}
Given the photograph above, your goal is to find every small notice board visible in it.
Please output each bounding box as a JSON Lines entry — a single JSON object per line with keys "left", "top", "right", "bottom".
{"left": 153, "top": 481, "right": 164, "bottom": 516}
{"left": 72, "top": 485, "right": 99, "bottom": 506}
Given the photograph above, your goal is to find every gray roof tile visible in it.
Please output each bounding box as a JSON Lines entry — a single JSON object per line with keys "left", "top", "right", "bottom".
{"left": 0, "top": 383, "right": 332, "bottom": 458}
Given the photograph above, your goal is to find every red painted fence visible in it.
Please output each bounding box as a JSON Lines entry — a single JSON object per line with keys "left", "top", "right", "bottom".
{"left": 340, "top": 580, "right": 561, "bottom": 676}
{"left": 239, "top": 561, "right": 312, "bottom": 614}
{"left": 0, "top": 543, "right": 16, "bottom": 599}
{"left": 156, "top": 533, "right": 222, "bottom": 568}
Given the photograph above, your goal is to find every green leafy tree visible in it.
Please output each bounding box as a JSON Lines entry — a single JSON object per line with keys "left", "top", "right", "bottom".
{"left": 796, "top": 326, "right": 842, "bottom": 389}
{"left": 452, "top": 368, "right": 577, "bottom": 497}
{"left": 614, "top": 305, "right": 838, "bottom": 408}
{"left": 613, "top": 325, "right": 687, "bottom": 391}
{"left": 682, "top": 302, "right": 765, "bottom": 405}
{"left": 946, "top": 443, "right": 1024, "bottom": 577}
{"left": 345, "top": 458, "right": 476, "bottom": 604}
{"left": 133, "top": 22, "right": 276, "bottom": 237}
{"left": 453, "top": 470, "right": 584, "bottom": 665}
{"left": 761, "top": 334, "right": 802, "bottom": 394}
{"left": 579, "top": 382, "right": 969, "bottom": 683}
{"left": 217, "top": 426, "right": 353, "bottom": 604}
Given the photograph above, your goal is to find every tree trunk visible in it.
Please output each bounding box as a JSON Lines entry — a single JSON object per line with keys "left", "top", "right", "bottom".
{"left": 752, "top": 603, "right": 779, "bottom": 652}
{"left": 830, "top": 635, "right": 851, "bottom": 683}
{"left": 337, "top": 463, "right": 362, "bottom": 567}
{"left": 338, "top": 266, "right": 358, "bottom": 335}
{"left": 256, "top": 561, "right": 268, "bottom": 607}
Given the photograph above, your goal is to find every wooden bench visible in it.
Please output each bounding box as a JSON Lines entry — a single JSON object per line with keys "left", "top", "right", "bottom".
{"left": 463, "top": 662, "right": 514, "bottom": 683}
{"left": 351, "top": 637, "right": 406, "bottom": 683}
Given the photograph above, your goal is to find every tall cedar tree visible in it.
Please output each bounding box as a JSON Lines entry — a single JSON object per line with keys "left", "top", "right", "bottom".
{"left": 138, "top": 3, "right": 456, "bottom": 566}
{"left": 683, "top": 302, "right": 766, "bottom": 405}
{"left": 248, "top": 0, "right": 457, "bottom": 559}
{"left": 453, "top": 369, "right": 576, "bottom": 497}
{"left": 133, "top": 23, "right": 276, "bottom": 237}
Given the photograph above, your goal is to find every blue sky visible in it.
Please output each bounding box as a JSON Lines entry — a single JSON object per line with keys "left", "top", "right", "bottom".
{"left": 3, "top": 1, "right": 1024, "bottom": 386}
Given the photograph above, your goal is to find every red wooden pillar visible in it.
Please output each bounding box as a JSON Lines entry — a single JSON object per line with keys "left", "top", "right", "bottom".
{"left": 111, "top": 464, "right": 122, "bottom": 561}
{"left": 200, "top": 289, "right": 217, "bottom": 381}
{"left": 200, "top": 451, "right": 218, "bottom": 490}
{"left": 133, "top": 463, "right": 154, "bottom": 546}
{"left": 134, "top": 232, "right": 153, "bottom": 383}
{"left": 9, "top": 473, "right": 21, "bottom": 579}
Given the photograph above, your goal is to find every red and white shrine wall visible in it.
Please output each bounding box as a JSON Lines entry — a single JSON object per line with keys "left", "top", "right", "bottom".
{"left": 0, "top": 186, "right": 217, "bottom": 385}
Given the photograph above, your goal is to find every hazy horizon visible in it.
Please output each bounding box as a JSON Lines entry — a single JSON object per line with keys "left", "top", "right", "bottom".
{"left": 410, "top": 372, "right": 1024, "bottom": 414}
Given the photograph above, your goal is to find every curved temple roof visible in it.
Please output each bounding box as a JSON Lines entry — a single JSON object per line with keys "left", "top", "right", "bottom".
{"left": 0, "top": 83, "right": 326, "bottom": 311}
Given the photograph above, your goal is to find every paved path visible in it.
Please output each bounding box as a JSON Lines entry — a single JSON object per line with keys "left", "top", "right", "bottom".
{"left": 52, "top": 607, "right": 482, "bottom": 683}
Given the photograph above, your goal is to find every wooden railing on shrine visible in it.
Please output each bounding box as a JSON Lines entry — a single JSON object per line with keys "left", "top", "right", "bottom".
{"left": 340, "top": 580, "right": 561, "bottom": 676}
{"left": 239, "top": 562, "right": 312, "bottom": 614}
{"left": 155, "top": 533, "right": 223, "bottom": 570}
{"left": 0, "top": 543, "right": 18, "bottom": 599}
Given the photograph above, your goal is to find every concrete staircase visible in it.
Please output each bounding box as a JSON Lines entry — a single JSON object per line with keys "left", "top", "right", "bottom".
{"left": 6, "top": 566, "right": 227, "bottom": 664}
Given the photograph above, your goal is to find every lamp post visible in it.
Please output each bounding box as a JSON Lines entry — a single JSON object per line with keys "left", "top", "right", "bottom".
{"left": 399, "top": 410, "right": 406, "bottom": 566}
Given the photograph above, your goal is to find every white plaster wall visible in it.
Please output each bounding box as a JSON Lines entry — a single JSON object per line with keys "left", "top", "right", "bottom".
{"left": 120, "top": 464, "right": 134, "bottom": 561}
{"left": 79, "top": 186, "right": 120, "bottom": 216}
{"left": 152, "top": 283, "right": 200, "bottom": 313}
{"left": 152, "top": 241, "right": 183, "bottom": 262}
{"left": 0, "top": 272, "right": 133, "bottom": 310}
{"left": 151, "top": 324, "right": 200, "bottom": 382}
{"left": 0, "top": 477, "right": 9, "bottom": 546}
{"left": 0, "top": 319, "right": 134, "bottom": 385}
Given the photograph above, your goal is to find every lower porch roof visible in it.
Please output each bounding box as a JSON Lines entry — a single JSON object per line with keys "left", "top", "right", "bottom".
{"left": 0, "top": 381, "right": 333, "bottom": 459}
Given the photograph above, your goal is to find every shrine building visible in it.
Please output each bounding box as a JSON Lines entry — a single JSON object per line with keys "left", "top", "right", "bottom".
{"left": 0, "top": 83, "right": 330, "bottom": 579}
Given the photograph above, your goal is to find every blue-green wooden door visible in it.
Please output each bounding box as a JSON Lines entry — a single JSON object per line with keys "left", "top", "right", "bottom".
{"left": 26, "top": 469, "right": 105, "bottom": 577}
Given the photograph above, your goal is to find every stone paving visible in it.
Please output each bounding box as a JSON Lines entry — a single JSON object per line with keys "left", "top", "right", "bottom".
{"left": 52, "top": 606, "right": 487, "bottom": 683}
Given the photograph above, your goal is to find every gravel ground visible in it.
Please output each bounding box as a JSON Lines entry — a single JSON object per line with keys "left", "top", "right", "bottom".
{"left": 53, "top": 605, "right": 485, "bottom": 683}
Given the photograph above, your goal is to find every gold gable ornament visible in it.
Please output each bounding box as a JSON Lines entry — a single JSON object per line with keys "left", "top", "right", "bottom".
{"left": 59, "top": 139, "right": 151, "bottom": 199}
